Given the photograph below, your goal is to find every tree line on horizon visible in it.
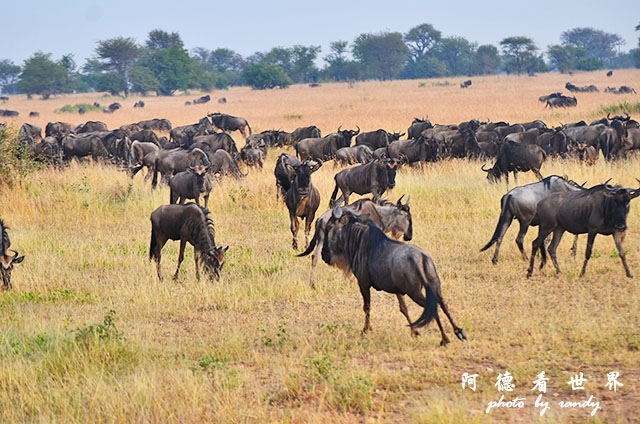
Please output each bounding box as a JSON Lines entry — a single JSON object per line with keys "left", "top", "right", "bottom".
{"left": 1, "top": 23, "right": 639, "bottom": 98}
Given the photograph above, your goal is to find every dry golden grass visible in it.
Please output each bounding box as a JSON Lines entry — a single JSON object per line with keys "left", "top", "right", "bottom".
{"left": 1, "top": 70, "right": 640, "bottom": 423}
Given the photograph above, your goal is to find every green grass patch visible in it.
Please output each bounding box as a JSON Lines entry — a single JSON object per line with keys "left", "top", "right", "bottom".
{"left": 597, "top": 100, "right": 640, "bottom": 116}
{"left": 284, "top": 113, "right": 303, "bottom": 120}
{"left": 55, "top": 103, "right": 102, "bottom": 113}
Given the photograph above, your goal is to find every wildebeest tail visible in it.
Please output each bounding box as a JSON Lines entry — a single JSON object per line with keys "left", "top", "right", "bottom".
{"left": 329, "top": 180, "right": 339, "bottom": 207}
{"left": 298, "top": 226, "right": 319, "bottom": 257}
{"left": 149, "top": 227, "right": 158, "bottom": 261}
{"left": 246, "top": 121, "right": 252, "bottom": 136}
{"left": 480, "top": 194, "right": 512, "bottom": 251}
{"left": 410, "top": 273, "right": 439, "bottom": 328}
{"left": 151, "top": 157, "right": 160, "bottom": 189}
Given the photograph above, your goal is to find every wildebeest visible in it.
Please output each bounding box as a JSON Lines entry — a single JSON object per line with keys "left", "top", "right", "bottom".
{"left": 149, "top": 203, "right": 227, "bottom": 281}
{"left": 274, "top": 153, "right": 301, "bottom": 199}
{"left": 29, "top": 112, "right": 39, "bottom": 117}
{"left": 618, "top": 86, "right": 636, "bottom": 94}
{"left": 334, "top": 145, "right": 374, "bottom": 166}
{"left": 538, "top": 92, "right": 563, "bottom": 103}
{"left": 564, "top": 124, "right": 607, "bottom": 158}
{"left": 566, "top": 82, "right": 598, "bottom": 93}
{"left": 481, "top": 141, "right": 546, "bottom": 184}
{"left": 218, "top": 97, "right": 227, "bottom": 104}
{"left": 192, "top": 132, "right": 239, "bottom": 158}
{"left": 208, "top": 112, "right": 252, "bottom": 137}
{"left": 0, "top": 109, "right": 18, "bottom": 117}
{"left": 295, "top": 126, "right": 360, "bottom": 161}
{"left": 0, "top": 96, "right": 9, "bottom": 101}
{"left": 129, "top": 129, "right": 161, "bottom": 146}
{"left": 299, "top": 196, "right": 412, "bottom": 288}
{"left": 481, "top": 176, "right": 584, "bottom": 264}
{"left": 527, "top": 181, "right": 640, "bottom": 278}
{"left": 30, "top": 138, "right": 63, "bottom": 166}
{"left": 138, "top": 118, "right": 172, "bottom": 132}
{"left": 284, "top": 160, "right": 322, "bottom": 250}
{"left": 193, "top": 95, "right": 211, "bottom": 104}
{"left": 407, "top": 117, "right": 433, "bottom": 139}
{"left": 61, "top": 134, "right": 109, "bottom": 161}
{"left": 128, "top": 140, "right": 159, "bottom": 172}
{"left": 169, "top": 165, "right": 212, "bottom": 209}
{"left": 107, "top": 102, "right": 122, "bottom": 112}
{"left": 606, "top": 70, "right": 613, "bottom": 77}
{"left": 316, "top": 207, "right": 466, "bottom": 344}
{"left": 460, "top": 80, "right": 472, "bottom": 88}
{"left": 45, "top": 122, "right": 74, "bottom": 140}
{"left": 75, "top": 121, "right": 108, "bottom": 134}
{"left": 18, "top": 123, "right": 43, "bottom": 144}
{"left": 152, "top": 148, "right": 211, "bottom": 188}
{"left": 577, "top": 143, "right": 597, "bottom": 165}
{"left": 133, "top": 100, "right": 145, "bottom": 108}
{"left": 546, "top": 95, "right": 577, "bottom": 108}
{"left": 1, "top": 219, "right": 25, "bottom": 290}
{"left": 240, "top": 145, "right": 265, "bottom": 168}
{"left": 170, "top": 117, "right": 213, "bottom": 147}
{"left": 355, "top": 129, "right": 404, "bottom": 150}
{"left": 329, "top": 158, "right": 398, "bottom": 207}
{"left": 208, "top": 149, "right": 245, "bottom": 178}
{"left": 277, "top": 125, "right": 322, "bottom": 146}
{"left": 386, "top": 136, "right": 437, "bottom": 163}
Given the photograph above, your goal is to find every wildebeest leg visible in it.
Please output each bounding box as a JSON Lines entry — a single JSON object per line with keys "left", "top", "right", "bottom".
{"left": 515, "top": 220, "right": 529, "bottom": 261}
{"left": 527, "top": 229, "right": 549, "bottom": 278}
{"left": 533, "top": 169, "right": 543, "bottom": 180}
{"left": 173, "top": 239, "right": 186, "bottom": 280}
{"left": 309, "top": 229, "right": 325, "bottom": 289}
{"left": 580, "top": 233, "right": 597, "bottom": 277}
{"left": 360, "top": 284, "right": 371, "bottom": 334}
{"left": 194, "top": 195, "right": 200, "bottom": 206}
{"left": 203, "top": 194, "right": 209, "bottom": 210}
{"left": 513, "top": 171, "right": 518, "bottom": 185}
{"left": 613, "top": 232, "right": 633, "bottom": 278}
{"left": 396, "top": 294, "right": 419, "bottom": 336}
{"left": 151, "top": 233, "right": 168, "bottom": 281}
{"left": 304, "top": 213, "right": 315, "bottom": 250}
{"left": 570, "top": 235, "right": 579, "bottom": 258}
{"left": 547, "top": 229, "right": 565, "bottom": 274}
{"left": 290, "top": 213, "right": 300, "bottom": 250}
{"left": 194, "top": 248, "right": 200, "bottom": 281}
{"left": 438, "top": 296, "right": 466, "bottom": 342}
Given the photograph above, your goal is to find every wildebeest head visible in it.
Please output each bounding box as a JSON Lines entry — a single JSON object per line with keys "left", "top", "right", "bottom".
{"left": 604, "top": 181, "right": 640, "bottom": 232}
{"left": 321, "top": 207, "right": 363, "bottom": 269}
{"left": 1, "top": 249, "right": 24, "bottom": 290}
{"left": 337, "top": 126, "right": 360, "bottom": 146}
{"left": 188, "top": 164, "right": 211, "bottom": 191}
{"left": 389, "top": 131, "right": 405, "bottom": 142}
{"left": 392, "top": 194, "right": 412, "bottom": 241}
{"left": 288, "top": 160, "right": 322, "bottom": 197}
{"left": 384, "top": 158, "right": 399, "bottom": 189}
{"left": 481, "top": 163, "right": 502, "bottom": 183}
{"left": 201, "top": 246, "right": 228, "bottom": 280}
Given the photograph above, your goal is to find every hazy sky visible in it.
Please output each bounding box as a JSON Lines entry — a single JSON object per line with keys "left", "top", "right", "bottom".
{"left": 2, "top": 0, "right": 638, "bottom": 66}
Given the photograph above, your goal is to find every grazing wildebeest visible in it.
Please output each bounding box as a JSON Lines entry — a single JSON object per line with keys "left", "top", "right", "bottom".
{"left": 284, "top": 160, "right": 323, "bottom": 250}
{"left": 546, "top": 95, "right": 577, "bottom": 108}
{"left": 133, "top": 100, "right": 145, "bottom": 108}
{"left": 149, "top": 203, "right": 227, "bottom": 281}
{"left": 18, "top": 123, "right": 43, "bottom": 144}
{"left": 193, "top": 95, "right": 211, "bottom": 104}
{"left": 75, "top": 121, "right": 108, "bottom": 134}
{"left": 169, "top": 165, "right": 212, "bottom": 208}
{"left": 1, "top": 219, "right": 25, "bottom": 290}
{"left": 481, "top": 176, "right": 584, "bottom": 265}
{"left": 386, "top": 136, "right": 437, "bottom": 163}
{"left": 138, "top": 118, "right": 172, "bottom": 132}
{"left": 618, "top": 86, "right": 637, "bottom": 94}
{"left": 61, "top": 134, "right": 109, "bottom": 161}
{"left": 277, "top": 125, "right": 322, "bottom": 146}
{"left": 208, "top": 112, "right": 252, "bottom": 137}
{"left": 46, "top": 121, "right": 74, "bottom": 140}
{"left": 299, "top": 196, "right": 412, "bottom": 288}
{"left": 460, "top": 79, "right": 472, "bottom": 88}
{"left": 527, "top": 181, "right": 640, "bottom": 278}
{"left": 538, "top": 92, "right": 563, "bottom": 103}
{"left": 481, "top": 141, "right": 546, "bottom": 185}
{"left": 29, "top": 112, "right": 39, "bottom": 117}
{"left": 407, "top": 118, "right": 432, "bottom": 139}
{"left": 318, "top": 207, "right": 466, "bottom": 344}
{"left": 208, "top": 149, "right": 245, "bottom": 178}
{"left": 607, "top": 70, "right": 613, "bottom": 77}
{"left": 295, "top": 126, "right": 360, "bottom": 161}
{"left": 128, "top": 140, "right": 159, "bottom": 171}
{"left": 334, "top": 145, "right": 374, "bottom": 166}
{"left": 355, "top": 129, "right": 404, "bottom": 150}
{"left": 577, "top": 143, "right": 598, "bottom": 165}
{"left": 274, "top": 153, "right": 302, "bottom": 199}
{"left": 30, "top": 138, "right": 63, "bottom": 165}
{"left": 566, "top": 82, "right": 598, "bottom": 93}
{"left": 0, "top": 109, "right": 18, "bottom": 117}
{"left": 329, "top": 158, "right": 399, "bottom": 207}
{"left": 152, "top": 148, "right": 211, "bottom": 188}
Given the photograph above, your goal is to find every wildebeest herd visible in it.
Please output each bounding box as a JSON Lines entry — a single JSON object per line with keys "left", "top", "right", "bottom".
{"left": 3, "top": 108, "right": 640, "bottom": 345}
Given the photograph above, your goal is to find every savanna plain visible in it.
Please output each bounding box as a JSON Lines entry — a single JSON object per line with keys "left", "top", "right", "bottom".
{"left": 1, "top": 70, "right": 640, "bottom": 423}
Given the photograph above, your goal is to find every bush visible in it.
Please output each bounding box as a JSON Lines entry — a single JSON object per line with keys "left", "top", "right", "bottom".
{"left": 597, "top": 101, "right": 640, "bottom": 116}
{"left": 56, "top": 103, "right": 102, "bottom": 113}
{"left": 242, "top": 63, "right": 292, "bottom": 89}
{"left": 0, "top": 124, "right": 41, "bottom": 187}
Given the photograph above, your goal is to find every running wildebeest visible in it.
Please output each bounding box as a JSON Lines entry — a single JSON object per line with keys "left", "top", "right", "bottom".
{"left": 284, "top": 159, "right": 322, "bottom": 250}
{"left": 274, "top": 153, "right": 302, "bottom": 199}
{"left": 1, "top": 219, "right": 24, "bottom": 290}
{"left": 481, "top": 141, "right": 546, "bottom": 185}
{"left": 481, "top": 175, "right": 584, "bottom": 264}
{"left": 149, "top": 203, "right": 228, "bottom": 281}
{"left": 526, "top": 180, "right": 640, "bottom": 278}
{"left": 208, "top": 112, "right": 252, "bottom": 137}
{"left": 329, "top": 158, "right": 399, "bottom": 207}
{"left": 169, "top": 165, "right": 213, "bottom": 209}
{"left": 318, "top": 207, "right": 466, "bottom": 345}
{"left": 299, "top": 196, "right": 412, "bottom": 288}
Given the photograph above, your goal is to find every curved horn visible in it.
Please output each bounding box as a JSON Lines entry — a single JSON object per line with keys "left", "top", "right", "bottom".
{"left": 337, "top": 125, "right": 342, "bottom": 132}
{"left": 405, "top": 195, "right": 410, "bottom": 206}
{"left": 9, "top": 250, "right": 18, "bottom": 259}
{"left": 481, "top": 163, "right": 491, "bottom": 172}
{"left": 603, "top": 178, "right": 612, "bottom": 186}
{"left": 397, "top": 194, "right": 405, "bottom": 206}
{"left": 354, "top": 125, "right": 360, "bottom": 135}
{"left": 624, "top": 112, "right": 630, "bottom": 121}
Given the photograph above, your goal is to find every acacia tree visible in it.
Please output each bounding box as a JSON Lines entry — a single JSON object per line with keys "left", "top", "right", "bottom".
{"left": 434, "top": 36, "right": 475, "bottom": 75}
{"left": 353, "top": 32, "right": 409, "bottom": 80}
{"left": 471, "top": 45, "right": 501, "bottom": 75}
{"left": 404, "top": 23, "right": 441, "bottom": 61}
{"left": 16, "top": 52, "right": 68, "bottom": 99}
{"left": 0, "top": 59, "right": 21, "bottom": 94}
{"left": 95, "top": 37, "right": 139, "bottom": 96}
{"left": 500, "top": 36, "right": 538, "bottom": 74}
{"left": 146, "top": 29, "right": 183, "bottom": 50}
{"left": 560, "top": 27, "right": 623, "bottom": 66}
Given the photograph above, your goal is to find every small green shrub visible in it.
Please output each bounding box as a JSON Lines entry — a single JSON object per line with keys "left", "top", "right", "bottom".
{"left": 56, "top": 103, "right": 102, "bottom": 113}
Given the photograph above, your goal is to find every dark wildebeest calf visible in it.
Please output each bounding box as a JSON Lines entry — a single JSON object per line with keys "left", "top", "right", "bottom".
{"left": 481, "top": 175, "right": 584, "bottom": 264}
{"left": 329, "top": 158, "right": 399, "bottom": 207}
{"left": 299, "top": 196, "right": 412, "bottom": 288}
{"left": 527, "top": 181, "right": 640, "bottom": 278}
{"left": 481, "top": 141, "right": 546, "bottom": 185}
{"left": 169, "top": 165, "right": 213, "bottom": 209}
{"left": 320, "top": 207, "right": 466, "bottom": 345}
{"left": 284, "top": 160, "right": 323, "bottom": 250}
{"left": 149, "top": 203, "right": 228, "bottom": 281}
{"left": 1, "top": 219, "right": 25, "bottom": 290}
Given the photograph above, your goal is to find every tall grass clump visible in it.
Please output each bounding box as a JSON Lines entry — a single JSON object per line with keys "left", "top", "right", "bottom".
{"left": 597, "top": 100, "right": 640, "bottom": 116}
{"left": 55, "top": 103, "right": 102, "bottom": 113}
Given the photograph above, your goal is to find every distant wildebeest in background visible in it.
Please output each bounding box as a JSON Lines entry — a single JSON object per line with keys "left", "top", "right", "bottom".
{"left": 193, "top": 95, "right": 211, "bottom": 104}
{"left": 134, "top": 100, "right": 145, "bottom": 108}
{"left": 138, "top": 118, "right": 172, "bottom": 132}
{"left": 0, "top": 109, "right": 19, "bottom": 117}
{"left": 103, "top": 102, "right": 122, "bottom": 113}
{"left": 0, "top": 96, "right": 9, "bottom": 101}
{"left": 284, "top": 159, "right": 322, "bottom": 250}
{"left": 566, "top": 82, "right": 598, "bottom": 93}
{"left": 185, "top": 101, "right": 192, "bottom": 106}
{"left": 481, "top": 175, "right": 584, "bottom": 264}
{"left": 78, "top": 107, "right": 86, "bottom": 115}
{"left": 545, "top": 95, "right": 577, "bottom": 108}
{"left": 527, "top": 181, "right": 640, "bottom": 278}
{"left": 1, "top": 219, "right": 25, "bottom": 290}
{"left": 460, "top": 80, "right": 472, "bottom": 88}
{"left": 407, "top": 117, "right": 432, "bottom": 139}
{"left": 330, "top": 158, "right": 399, "bottom": 207}
{"left": 208, "top": 112, "right": 252, "bottom": 137}
{"left": 607, "top": 70, "right": 613, "bottom": 77}
{"left": 218, "top": 97, "right": 227, "bottom": 104}
{"left": 29, "top": 111, "right": 39, "bottom": 117}
{"left": 538, "top": 92, "right": 562, "bottom": 103}
{"left": 605, "top": 86, "right": 637, "bottom": 95}
{"left": 317, "top": 207, "right": 467, "bottom": 344}
{"left": 169, "top": 165, "right": 212, "bottom": 209}
{"left": 149, "top": 204, "right": 227, "bottom": 281}
{"left": 75, "top": 120, "right": 108, "bottom": 134}
{"left": 299, "top": 196, "right": 412, "bottom": 288}
{"left": 482, "top": 141, "right": 546, "bottom": 185}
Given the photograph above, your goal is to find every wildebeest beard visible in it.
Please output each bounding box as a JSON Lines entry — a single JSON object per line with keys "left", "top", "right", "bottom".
{"left": 321, "top": 215, "right": 371, "bottom": 276}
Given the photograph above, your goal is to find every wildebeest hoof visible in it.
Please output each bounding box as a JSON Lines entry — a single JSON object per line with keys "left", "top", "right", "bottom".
{"left": 526, "top": 272, "right": 532, "bottom": 279}
{"left": 410, "top": 329, "right": 420, "bottom": 337}
{"left": 491, "top": 259, "right": 498, "bottom": 265}
{"left": 455, "top": 328, "right": 467, "bottom": 341}
{"left": 440, "top": 338, "right": 450, "bottom": 346}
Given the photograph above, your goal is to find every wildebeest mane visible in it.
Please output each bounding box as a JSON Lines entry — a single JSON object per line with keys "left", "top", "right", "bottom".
{"left": 185, "top": 205, "right": 216, "bottom": 253}
{"left": 0, "top": 219, "right": 9, "bottom": 254}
